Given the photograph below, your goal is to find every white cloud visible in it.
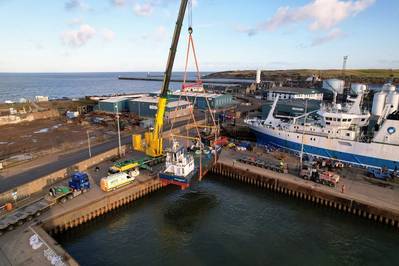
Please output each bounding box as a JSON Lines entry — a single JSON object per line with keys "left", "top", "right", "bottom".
{"left": 68, "top": 17, "right": 83, "bottom": 25}
{"left": 101, "top": 28, "right": 116, "bottom": 42}
{"left": 64, "top": 0, "right": 90, "bottom": 11}
{"left": 133, "top": 3, "right": 153, "bottom": 16}
{"left": 62, "top": 24, "right": 96, "bottom": 47}
{"left": 111, "top": 0, "right": 125, "bottom": 6}
{"left": 154, "top": 25, "right": 167, "bottom": 41}
{"left": 141, "top": 25, "right": 168, "bottom": 41}
{"left": 238, "top": 0, "right": 375, "bottom": 36}
{"left": 311, "top": 28, "right": 346, "bottom": 46}
{"left": 266, "top": 0, "right": 375, "bottom": 31}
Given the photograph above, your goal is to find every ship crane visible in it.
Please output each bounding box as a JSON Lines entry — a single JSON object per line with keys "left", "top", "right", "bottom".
{"left": 134, "top": 0, "right": 189, "bottom": 157}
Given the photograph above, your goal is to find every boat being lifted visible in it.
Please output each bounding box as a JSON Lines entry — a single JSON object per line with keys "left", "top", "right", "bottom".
{"left": 159, "top": 140, "right": 221, "bottom": 189}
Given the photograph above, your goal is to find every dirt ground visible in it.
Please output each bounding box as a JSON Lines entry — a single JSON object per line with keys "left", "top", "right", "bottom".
{"left": 0, "top": 117, "right": 113, "bottom": 160}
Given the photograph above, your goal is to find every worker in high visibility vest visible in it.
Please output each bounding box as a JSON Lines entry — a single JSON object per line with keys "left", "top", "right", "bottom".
{"left": 279, "top": 160, "right": 285, "bottom": 170}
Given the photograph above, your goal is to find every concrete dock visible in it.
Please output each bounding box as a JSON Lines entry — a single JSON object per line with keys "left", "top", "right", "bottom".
{"left": 212, "top": 150, "right": 399, "bottom": 227}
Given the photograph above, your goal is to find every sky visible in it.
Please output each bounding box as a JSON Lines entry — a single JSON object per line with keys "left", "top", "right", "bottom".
{"left": 0, "top": 0, "right": 398, "bottom": 72}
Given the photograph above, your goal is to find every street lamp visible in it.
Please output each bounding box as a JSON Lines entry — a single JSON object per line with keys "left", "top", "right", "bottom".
{"left": 86, "top": 130, "right": 92, "bottom": 158}
{"left": 114, "top": 104, "right": 122, "bottom": 157}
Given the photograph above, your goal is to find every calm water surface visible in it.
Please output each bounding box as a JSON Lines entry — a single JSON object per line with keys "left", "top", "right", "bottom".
{"left": 0, "top": 72, "right": 203, "bottom": 102}
{"left": 56, "top": 176, "right": 399, "bottom": 266}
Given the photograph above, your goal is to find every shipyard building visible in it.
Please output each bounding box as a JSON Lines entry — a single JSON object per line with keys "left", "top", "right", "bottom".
{"left": 128, "top": 96, "right": 192, "bottom": 119}
{"left": 95, "top": 91, "right": 233, "bottom": 117}
{"left": 95, "top": 95, "right": 192, "bottom": 120}
{"left": 168, "top": 92, "right": 233, "bottom": 110}
{"left": 263, "top": 87, "right": 323, "bottom": 101}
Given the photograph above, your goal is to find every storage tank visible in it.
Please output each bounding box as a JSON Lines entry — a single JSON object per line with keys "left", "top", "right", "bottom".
{"left": 382, "top": 83, "right": 396, "bottom": 92}
{"left": 371, "top": 91, "right": 387, "bottom": 116}
{"left": 386, "top": 91, "right": 399, "bottom": 114}
{"left": 322, "top": 79, "right": 345, "bottom": 94}
{"left": 351, "top": 83, "right": 367, "bottom": 95}
{"left": 256, "top": 69, "right": 261, "bottom": 84}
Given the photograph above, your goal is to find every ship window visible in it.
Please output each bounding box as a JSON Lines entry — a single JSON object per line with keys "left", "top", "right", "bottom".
{"left": 361, "top": 118, "right": 366, "bottom": 121}
{"left": 348, "top": 119, "right": 352, "bottom": 122}
{"left": 297, "top": 136, "right": 299, "bottom": 138}
{"left": 326, "top": 117, "right": 332, "bottom": 121}
{"left": 337, "top": 118, "right": 341, "bottom": 122}
{"left": 326, "top": 122, "right": 330, "bottom": 125}
{"left": 343, "top": 119, "right": 347, "bottom": 122}
{"left": 333, "top": 118, "right": 337, "bottom": 121}
{"left": 346, "top": 133, "right": 350, "bottom": 136}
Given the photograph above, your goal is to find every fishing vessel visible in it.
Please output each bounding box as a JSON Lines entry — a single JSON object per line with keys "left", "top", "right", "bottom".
{"left": 245, "top": 84, "right": 399, "bottom": 170}
{"left": 159, "top": 140, "right": 221, "bottom": 189}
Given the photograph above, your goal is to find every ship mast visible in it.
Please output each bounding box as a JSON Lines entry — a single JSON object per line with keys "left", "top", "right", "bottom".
{"left": 299, "top": 99, "right": 308, "bottom": 168}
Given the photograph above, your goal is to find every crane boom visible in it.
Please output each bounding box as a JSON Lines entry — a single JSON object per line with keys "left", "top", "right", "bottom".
{"left": 145, "top": 0, "right": 188, "bottom": 157}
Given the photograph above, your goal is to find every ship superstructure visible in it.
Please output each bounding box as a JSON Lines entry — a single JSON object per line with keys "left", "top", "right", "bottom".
{"left": 245, "top": 84, "right": 399, "bottom": 170}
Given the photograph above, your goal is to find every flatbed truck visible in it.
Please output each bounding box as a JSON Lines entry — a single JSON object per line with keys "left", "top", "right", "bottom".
{"left": 299, "top": 164, "right": 340, "bottom": 187}
{"left": 0, "top": 172, "right": 90, "bottom": 236}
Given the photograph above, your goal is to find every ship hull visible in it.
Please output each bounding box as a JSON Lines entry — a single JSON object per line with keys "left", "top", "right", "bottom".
{"left": 159, "top": 147, "right": 221, "bottom": 189}
{"left": 249, "top": 125, "right": 399, "bottom": 170}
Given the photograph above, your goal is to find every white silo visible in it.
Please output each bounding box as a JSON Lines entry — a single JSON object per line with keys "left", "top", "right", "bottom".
{"left": 351, "top": 83, "right": 367, "bottom": 95}
{"left": 256, "top": 69, "right": 261, "bottom": 84}
{"left": 386, "top": 91, "right": 399, "bottom": 114}
{"left": 371, "top": 91, "right": 387, "bottom": 116}
{"left": 382, "top": 83, "right": 396, "bottom": 92}
{"left": 322, "top": 79, "right": 345, "bottom": 94}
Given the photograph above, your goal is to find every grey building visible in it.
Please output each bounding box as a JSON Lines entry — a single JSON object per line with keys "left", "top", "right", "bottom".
{"left": 264, "top": 87, "right": 323, "bottom": 101}
{"left": 168, "top": 92, "right": 234, "bottom": 110}
{"left": 96, "top": 97, "right": 129, "bottom": 113}
{"left": 128, "top": 96, "right": 192, "bottom": 119}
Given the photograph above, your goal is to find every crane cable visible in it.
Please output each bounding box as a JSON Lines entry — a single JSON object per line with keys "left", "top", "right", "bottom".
{"left": 169, "top": 0, "right": 219, "bottom": 173}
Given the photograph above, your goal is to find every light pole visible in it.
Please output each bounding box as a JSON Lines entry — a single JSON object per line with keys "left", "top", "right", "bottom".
{"left": 299, "top": 99, "right": 308, "bottom": 169}
{"left": 86, "top": 130, "right": 92, "bottom": 158}
{"left": 115, "top": 104, "right": 122, "bottom": 157}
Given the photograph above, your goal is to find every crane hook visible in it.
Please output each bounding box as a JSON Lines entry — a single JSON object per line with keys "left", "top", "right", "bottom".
{"left": 188, "top": 26, "right": 193, "bottom": 35}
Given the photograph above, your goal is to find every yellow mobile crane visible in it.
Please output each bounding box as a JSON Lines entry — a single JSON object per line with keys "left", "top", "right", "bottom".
{"left": 133, "top": 0, "right": 188, "bottom": 157}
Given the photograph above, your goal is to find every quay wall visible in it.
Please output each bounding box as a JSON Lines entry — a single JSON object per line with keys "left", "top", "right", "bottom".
{"left": 211, "top": 162, "right": 399, "bottom": 228}
{"left": 42, "top": 179, "right": 164, "bottom": 234}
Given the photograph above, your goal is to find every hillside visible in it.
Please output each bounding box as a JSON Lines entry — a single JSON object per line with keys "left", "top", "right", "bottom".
{"left": 204, "top": 69, "right": 399, "bottom": 84}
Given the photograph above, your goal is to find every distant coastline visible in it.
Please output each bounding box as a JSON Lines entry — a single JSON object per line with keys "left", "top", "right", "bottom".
{"left": 204, "top": 69, "right": 399, "bottom": 84}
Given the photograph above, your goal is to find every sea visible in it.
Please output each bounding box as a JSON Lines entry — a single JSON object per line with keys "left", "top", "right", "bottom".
{"left": 0, "top": 72, "right": 204, "bottom": 103}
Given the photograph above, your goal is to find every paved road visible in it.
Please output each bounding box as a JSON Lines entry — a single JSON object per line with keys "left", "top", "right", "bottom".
{"left": 0, "top": 119, "right": 192, "bottom": 194}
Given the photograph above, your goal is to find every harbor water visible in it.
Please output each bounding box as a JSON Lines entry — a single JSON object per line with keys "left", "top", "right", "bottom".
{"left": 0, "top": 72, "right": 203, "bottom": 102}
{"left": 56, "top": 175, "right": 399, "bottom": 266}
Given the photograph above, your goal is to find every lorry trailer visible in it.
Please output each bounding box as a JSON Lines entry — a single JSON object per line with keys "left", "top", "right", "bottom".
{"left": 236, "top": 156, "right": 288, "bottom": 173}
{"left": 0, "top": 172, "right": 90, "bottom": 236}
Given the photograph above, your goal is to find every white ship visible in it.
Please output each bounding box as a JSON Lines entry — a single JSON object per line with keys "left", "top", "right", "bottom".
{"left": 159, "top": 141, "right": 195, "bottom": 186}
{"left": 245, "top": 84, "right": 399, "bottom": 170}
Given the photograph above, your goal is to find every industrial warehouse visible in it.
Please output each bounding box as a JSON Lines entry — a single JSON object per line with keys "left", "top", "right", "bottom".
{"left": 95, "top": 92, "right": 234, "bottom": 118}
